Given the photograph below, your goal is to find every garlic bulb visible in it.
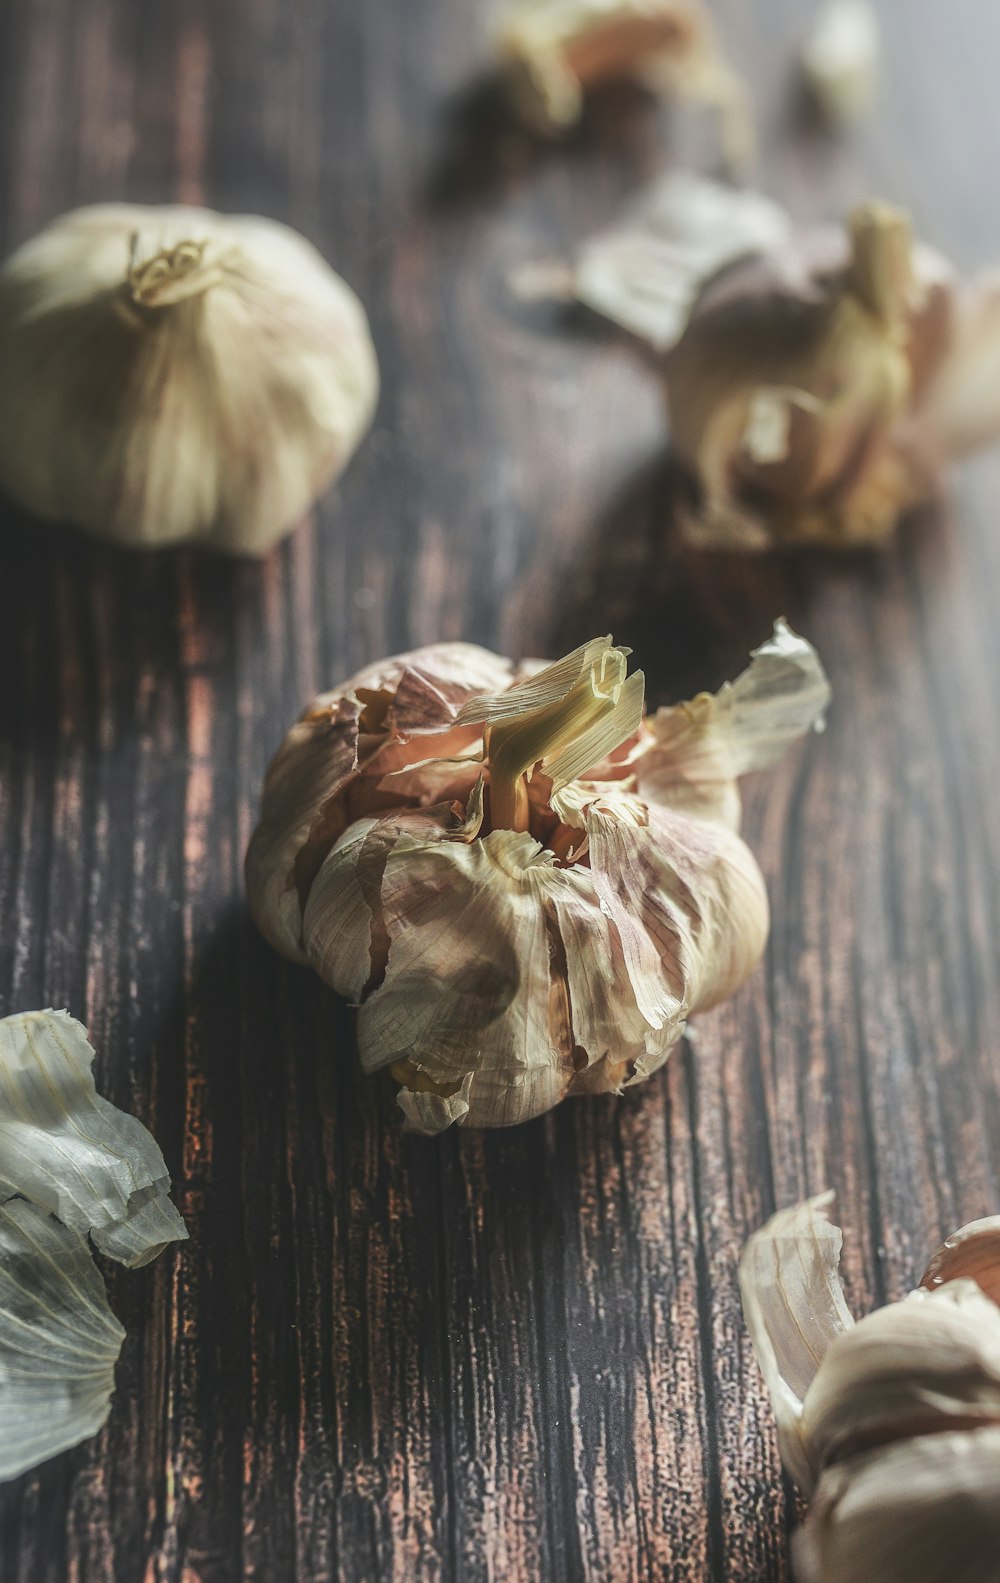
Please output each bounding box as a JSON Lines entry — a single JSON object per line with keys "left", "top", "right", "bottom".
{"left": 246, "top": 623, "right": 829, "bottom": 1133}
{"left": 0, "top": 204, "right": 379, "bottom": 554}
{"left": 667, "top": 200, "right": 1000, "bottom": 550}
{"left": 0, "top": 1009, "right": 187, "bottom": 1480}
{"left": 740, "top": 1193, "right": 1000, "bottom": 1582}
{"left": 498, "top": 0, "right": 751, "bottom": 165}
{"left": 801, "top": 0, "right": 880, "bottom": 127}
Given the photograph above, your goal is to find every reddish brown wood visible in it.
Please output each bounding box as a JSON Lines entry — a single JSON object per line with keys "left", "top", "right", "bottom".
{"left": 2, "top": 2, "right": 1000, "bottom": 1579}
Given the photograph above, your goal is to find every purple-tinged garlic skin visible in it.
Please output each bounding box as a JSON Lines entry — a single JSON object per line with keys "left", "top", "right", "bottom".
{"left": 247, "top": 624, "right": 829, "bottom": 1133}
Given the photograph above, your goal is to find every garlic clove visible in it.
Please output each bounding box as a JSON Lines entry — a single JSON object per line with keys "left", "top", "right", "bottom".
{"left": 793, "top": 1428, "right": 1000, "bottom": 1583}
{"left": 635, "top": 619, "right": 831, "bottom": 827}
{"left": 0, "top": 204, "right": 379, "bottom": 554}
{"left": 920, "top": 1215, "right": 1000, "bottom": 1306}
{"left": 739, "top": 1192, "right": 855, "bottom": 1495}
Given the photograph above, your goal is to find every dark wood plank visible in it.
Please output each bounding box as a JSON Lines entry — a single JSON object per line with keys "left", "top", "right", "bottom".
{"left": 3, "top": 1, "right": 1000, "bottom": 1579}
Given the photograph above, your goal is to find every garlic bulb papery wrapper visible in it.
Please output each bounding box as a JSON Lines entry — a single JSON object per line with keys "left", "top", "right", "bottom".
{"left": 666, "top": 200, "right": 1000, "bottom": 550}
{"left": 740, "top": 1194, "right": 1000, "bottom": 1582}
{"left": 246, "top": 623, "right": 829, "bottom": 1133}
{"left": 0, "top": 1009, "right": 187, "bottom": 1481}
{"left": 498, "top": 0, "right": 752, "bottom": 166}
{"left": 0, "top": 205, "right": 379, "bottom": 554}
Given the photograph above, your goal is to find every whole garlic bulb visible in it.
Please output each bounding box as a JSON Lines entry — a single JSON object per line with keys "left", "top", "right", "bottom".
{"left": 740, "top": 1195, "right": 1000, "bottom": 1582}
{"left": 666, "top": 200, "right": 1000, "bottom": 550}
{"left": 246, "top": 623, "right": 829, "bottom": 1133}
{"left": 0, "top": 204, "right": 379, "bottom": 554}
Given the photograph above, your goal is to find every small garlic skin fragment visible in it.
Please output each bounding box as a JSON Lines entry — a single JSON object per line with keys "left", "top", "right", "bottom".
{"left": 247, "top": 625, "right": 829, "bottom": 1132}
{"left": 575, "top": 174, "right": 790, "bottom": 351}
{"left": 665, "top": 199, "right": 1000, "bottom": 551}
{"left": 802, "top": 0, "right": 879, "bottom": 127}
{"left": 741, "top": 1196, "right": 1000, "bottom": 1581}
{"left": 498, "top": 0, "right": 752, "bottom": 166}
{"left": 0, "top": 204, "right": 379, "bottom": 554}
{"left": 0, "top": 1199, "right": 126, "bottom": 1483}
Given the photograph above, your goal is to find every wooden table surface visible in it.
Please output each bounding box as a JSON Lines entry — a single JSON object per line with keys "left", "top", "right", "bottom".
{"left": 2, "top": 2, "right": 1000, "bottom": 1579}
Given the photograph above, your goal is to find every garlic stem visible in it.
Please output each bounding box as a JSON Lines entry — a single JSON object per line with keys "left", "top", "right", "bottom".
{"left": 848, "top": 202, "right": 915, "bottom": 328}
{"left": 127, "top": 232, "right": 225, "bottom": 308}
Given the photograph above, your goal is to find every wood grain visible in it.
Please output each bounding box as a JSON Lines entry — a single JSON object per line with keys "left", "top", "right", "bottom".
{"left": 2, "top": 1, "right": 1000, "bottom": 1579}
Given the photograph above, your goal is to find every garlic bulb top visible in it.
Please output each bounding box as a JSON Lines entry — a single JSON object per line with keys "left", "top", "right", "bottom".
{"left": 498, "top": 0, "right": 751, "bottom": 165}
{"left": 740, "top": 1194, "right": 1000, "bottom": 1582}
{"left": 666, "top": 200, "right": 1000, "bottom": 551}
{"left": 0, "top": 204, "right": 379, "bottom": 554}
{"left": 246, "top": 624, "right": 829, "bottom": 1133}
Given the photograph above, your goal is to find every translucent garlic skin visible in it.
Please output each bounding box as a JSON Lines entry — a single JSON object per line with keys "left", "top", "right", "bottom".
{"left": 246, "top": 625, "right": 829, "bottom": 1132}
{"left": 667, "top": 201, "right": 1000, "bottom": 551}
{"left": 0, "top": 204, "right": 379, "bottom": 554}
{"left": 740, "top": 1197, "right": 1000, "bottom": 1582}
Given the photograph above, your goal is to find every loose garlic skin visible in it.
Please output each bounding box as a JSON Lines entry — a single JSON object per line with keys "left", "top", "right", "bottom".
{"left": 0, "top": 205, "right": 379, "bottom": 554}
{"left": 667, "top": 201, "right": 1000, "bottom": 551}
{"left": 246, "top": 625, "right": 829, "bottom": 1132}
{"left": 741, "top": 1197, "right": 1000, "bottom": 1583}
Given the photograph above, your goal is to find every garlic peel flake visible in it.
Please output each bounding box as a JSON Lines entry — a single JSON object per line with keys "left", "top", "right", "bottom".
{"left": 0, "top": 1009, "right": 187, "bottom": 1267}
{"left": 0, "top": 1199, "right": 125, "bottom": 1482}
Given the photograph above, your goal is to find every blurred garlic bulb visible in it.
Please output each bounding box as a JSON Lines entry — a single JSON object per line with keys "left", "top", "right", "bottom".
{"left": 498, "top": 0, "right": 752, "bottom": 165}
{"left": 0, "top": 204, "right": 379, "bottom": 554}
{"left": 740, "top": 1193, "right": 1000, "bottom": 1582}
{"left": 802, "top": 0, "right": 879, "bottom": 127}
{"left": 246, "top": 622, "right": 829, "bottom": 1133}
{"left": 667, "top": 200, "right": 1000, "bottom": 550}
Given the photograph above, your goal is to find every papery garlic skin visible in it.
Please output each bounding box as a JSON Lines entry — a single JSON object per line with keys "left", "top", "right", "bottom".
{"left": 740, "top": 1198, "right": 1000, "bottom": 1582}
{"left": 498, "top": 0, "right": 751, "bottom": 165}
{"left": 0, "top": 204, "right": 379, "bottom": 554}
{"left": 0, "top": 1008, "right": 186, "bottom": 1481}
{"left": 247, "top": 625, "right": 829, "bottom": 1132}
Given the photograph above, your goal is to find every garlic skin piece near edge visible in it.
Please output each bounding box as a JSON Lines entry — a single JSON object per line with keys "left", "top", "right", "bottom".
{"left": 666, "top": 199, "right": 1000, "bottom": 551}
{"left": 246, "top": 624, "right": 829, "bottom": 1133}
{"left": 0, "top": 204, "right": 379, "bottom": 554}
{"left": 740, "top": 1195, "right": 1000, "bottom": 1582}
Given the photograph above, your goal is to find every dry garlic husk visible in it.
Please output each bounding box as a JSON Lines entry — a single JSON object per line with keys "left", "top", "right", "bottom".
{"left": 667, "top": 200, "right": 1000, "bottom": 550}
{"left": 498, "top": 0, "right": 751, "bottom": 164}
{"left": 0, "top": 204, "right": 379, "bottom": 554}
{"left": 0, "top": 1009, "right": 187, "bottom": 1480}
{"left": 246, "top": 622, "right": 829, "bottom": 1133}
{"left": 740, "top": 1193, "right": 1000, "bottom": 1582}
{"left": 801, "top": 0, "right": 879, "bottom": 127}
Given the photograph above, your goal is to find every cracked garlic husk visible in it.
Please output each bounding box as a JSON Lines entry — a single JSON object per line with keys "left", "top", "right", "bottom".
{"left": 666, "top": 199, "right": 1000, "bottom": 550}
{"left": 740, "top": 1193, "right": 1000, "bottom": 1582}
{"left": 498, "top": 0, "right": 751, "bottom": 165}
{"left": 0, "top": 204, "right": 379, "bottom": 554}
{"left": 246, "top": 623, "right": 829, "bottom": 1133}
{"left": 0, "top": 1009, "right": 187, "bottom": 1480}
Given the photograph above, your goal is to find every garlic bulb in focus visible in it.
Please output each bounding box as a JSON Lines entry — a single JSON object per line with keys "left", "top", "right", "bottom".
{"left": 246, "top": 623, "right": 829, "bottom": 1132}
{"left": 0, "top": 204, "right": 379, "bottom": 554}
{"left": 667, "top": 200, "right": 1000, "bottom": 550}
{"left": 740, "top": 1194, "right": 1000, "bottom": 1582}
{"left": 498, "top": 0, "right": 752, "bottom": 166}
